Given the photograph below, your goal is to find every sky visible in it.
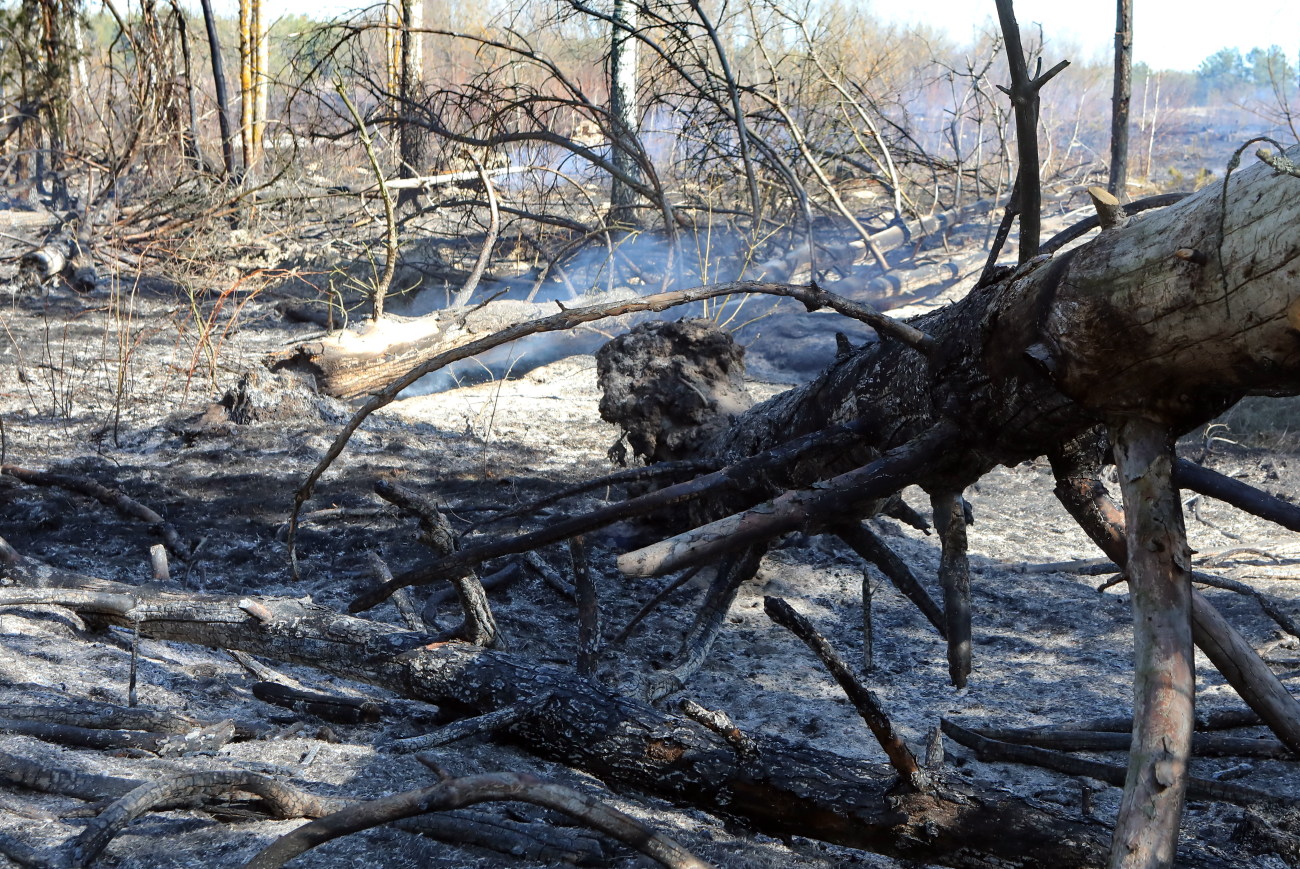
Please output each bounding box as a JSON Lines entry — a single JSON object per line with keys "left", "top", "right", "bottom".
{"left": 872, "top": 0, "right": 1300, "bottom": 72}
{"left": 199, "top": 0, "right": 1299, "bottom": 73}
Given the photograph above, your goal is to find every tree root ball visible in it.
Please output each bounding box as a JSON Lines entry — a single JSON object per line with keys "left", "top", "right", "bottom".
{"left": 596, "top": 319, "right": 753, "bottom": 465}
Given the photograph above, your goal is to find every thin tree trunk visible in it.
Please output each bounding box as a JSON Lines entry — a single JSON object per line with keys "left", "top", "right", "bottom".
{"left": 169, "top": 0, "right": 202, "bottom": 170}
{"left": 396, "top": 0, "right": 425, "bottom": 211}
{"left": 1108, "top": 0, "right": 1133, "bottom": 197}
{"left": 608, "top": 0, "right": 640, "bottom": 227}
{"left": 252, "top": 0, "right": 268, "bottom": 161}
{"left": 238, "top": 0, "right": 252, "bottom": 171}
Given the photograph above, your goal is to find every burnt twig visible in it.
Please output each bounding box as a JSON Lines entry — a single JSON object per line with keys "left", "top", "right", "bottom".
{"left": 966, "top": 724, "right": 1294, "bottom": 759}
{"left": 375, "top": 481, "right": 499, "bottom": 647}
{"left": 252, "top": 682, "right": 388, "bottom": 725}
{"left": 835, "top": 522, "right": 946, "bottom": 637}
{"left": 619, "top": 421, "right": 958, "bottom": 579}
{"left": 942, "top": 719, "right": 1292, "bottom": 808}
{"left": 475, "top": 459, "right": 715, "bottom": 529}
{"left": 351, "top": 419, "right": 872, "bottom": 612}
{"left": 396, "top": 698, "right": 546, "bottom": 753}
{"left": 612, "top": 566, "right": 703, "bottom": 644}
{"left": 1172, "top": 459, "right": 1300, "bottom": 534}
{"left": 646, "top": 547, "right": 764, "bottom": 701}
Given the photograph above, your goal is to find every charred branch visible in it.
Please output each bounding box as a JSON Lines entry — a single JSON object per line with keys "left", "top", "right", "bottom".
{"left": 2, "top": 464, "right": 187, "bottom": 559}
{"left": 0, "top": 556, "right": 1110, "bottom": 866}
{"left": 1172, "top": 459, "right": 1300, "bottom": 534}
{"left": 764, "top": 595, "right": 929, "bottom": 793}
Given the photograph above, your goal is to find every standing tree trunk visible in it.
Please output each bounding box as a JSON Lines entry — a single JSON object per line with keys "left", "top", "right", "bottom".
{"left": 1108, "top": 0, "right": 1133, "bottom": 198}
{"left": 26, "top": 0, "right": 76, "bottom": 206}
{"left": 239, "top": 0, "right": 251, "bottom": 171}
{"left": 237, "top": 0, "right": 266, "bottom": 174}
{"left": 396, "top": 0, "right": 426, "bottom": 211}
{"left": 1107, "top": 419, "right": 1194, "bottom": 869}
{"left": 168, "top": 0, "right": 203, "bottom": 170}
{"left": 608, "top": 0, "right": 641, "bottom": 228}
{"left": 198, "top": 0, "right": 236, "bottom": 178}
{"left": 252, "top": 0, "right": 269, "bottom": 160}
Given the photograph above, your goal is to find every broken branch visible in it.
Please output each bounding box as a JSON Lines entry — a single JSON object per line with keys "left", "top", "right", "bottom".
{"left": 618, "top": 422, "right": 957, "bottom": 578}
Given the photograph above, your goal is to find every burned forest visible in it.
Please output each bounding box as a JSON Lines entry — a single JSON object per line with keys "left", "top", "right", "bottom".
{"left": 2, "top": 0, "right": 1300, "bottom": 867}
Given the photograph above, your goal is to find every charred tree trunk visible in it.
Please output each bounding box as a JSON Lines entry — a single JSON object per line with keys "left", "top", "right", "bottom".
{"left": 198, "top": 0, "right": 236, "bottom": 179}
{"left": 395, "top": 0, "right": 426, "bottom": 212}
{"left": 587, "top": 145, "right": 1300, "bottom": 869}
{"left": 1108, "top": 0, "right": 1133, "bottom": 198}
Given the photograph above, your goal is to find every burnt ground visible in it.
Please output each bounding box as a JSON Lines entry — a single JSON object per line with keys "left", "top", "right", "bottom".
{"left": 1, "top": 268, "right": 1300, "bottom": 868}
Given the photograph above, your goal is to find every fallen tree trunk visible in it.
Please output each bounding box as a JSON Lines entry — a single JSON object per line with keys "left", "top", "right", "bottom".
{"left": 584, "top": 146, "right": 1300, "bottom": 867}
{"left": 288, "top": 146, "right": 1300, "bottom": 867}
{"left": 19, "top": 230, "right": 97, "bottom": 291}
{"left": 0, "top": 551, "right": 1110, "bottom": 868}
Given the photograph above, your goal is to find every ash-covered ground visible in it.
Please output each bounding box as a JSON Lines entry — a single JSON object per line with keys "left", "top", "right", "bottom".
{"left": 1, "top": 269, "right": 1298, "bottom": 868}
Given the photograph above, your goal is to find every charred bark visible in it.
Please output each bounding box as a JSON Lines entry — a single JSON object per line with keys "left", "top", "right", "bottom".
{"left": 582, "top": 145, "right": 1300, "bottom": 867}
{"left": 0, "top": 554, "right": 1109, "bottom": 868}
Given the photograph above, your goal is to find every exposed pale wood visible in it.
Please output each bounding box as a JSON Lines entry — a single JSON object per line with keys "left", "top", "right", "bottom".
{"left": 1108, "top": 417, "right": 1194, "bottom": 869}
{"left": 1088, "top": 186, "right": 1127, "bottom": 230}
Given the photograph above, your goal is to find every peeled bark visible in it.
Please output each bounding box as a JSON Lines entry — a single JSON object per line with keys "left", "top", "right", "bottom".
{"left": 267, "top": 296, "right": 635, "bottom": 400}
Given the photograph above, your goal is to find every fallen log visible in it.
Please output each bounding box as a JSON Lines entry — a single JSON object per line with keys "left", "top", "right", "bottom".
{"left": 18, "top": 231, "right": 97, "bottom": 291}
{"left": 579, "top": 144, "right": 1300, "bottom": 868}
{"left": 0, "top": 550, "right": 1110, "bottom": 868}
{"left": 0, "top": 208, "right": 62, "bottom": 232}
{"left": 286, "top": 144, "right": 1300, "bottom": 866}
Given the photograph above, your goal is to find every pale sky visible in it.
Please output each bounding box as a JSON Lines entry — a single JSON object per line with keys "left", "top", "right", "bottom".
{"left": 872, "top": 0, "right": 1300, "bottom": 72}
{"left": 200, "top": 0, "right": 1299, "bottom": 73}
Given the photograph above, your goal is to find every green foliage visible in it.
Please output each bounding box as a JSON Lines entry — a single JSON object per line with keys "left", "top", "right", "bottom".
{"left": 1198, "top": 44, "right": 1298, "bottom": 96}
{"left": 1246, "top": 45, "right": 1296, "bottom": 87}
{"left": 1198, "top": 47, "right": 1248, "bottom": 89}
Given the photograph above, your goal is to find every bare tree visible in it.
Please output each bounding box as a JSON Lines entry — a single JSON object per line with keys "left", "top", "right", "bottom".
{"left": 396, "top": 0, "right": 427, "bottom": 210}
{"left": 238, "top": 0, "right": 268, "bottom": 173}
